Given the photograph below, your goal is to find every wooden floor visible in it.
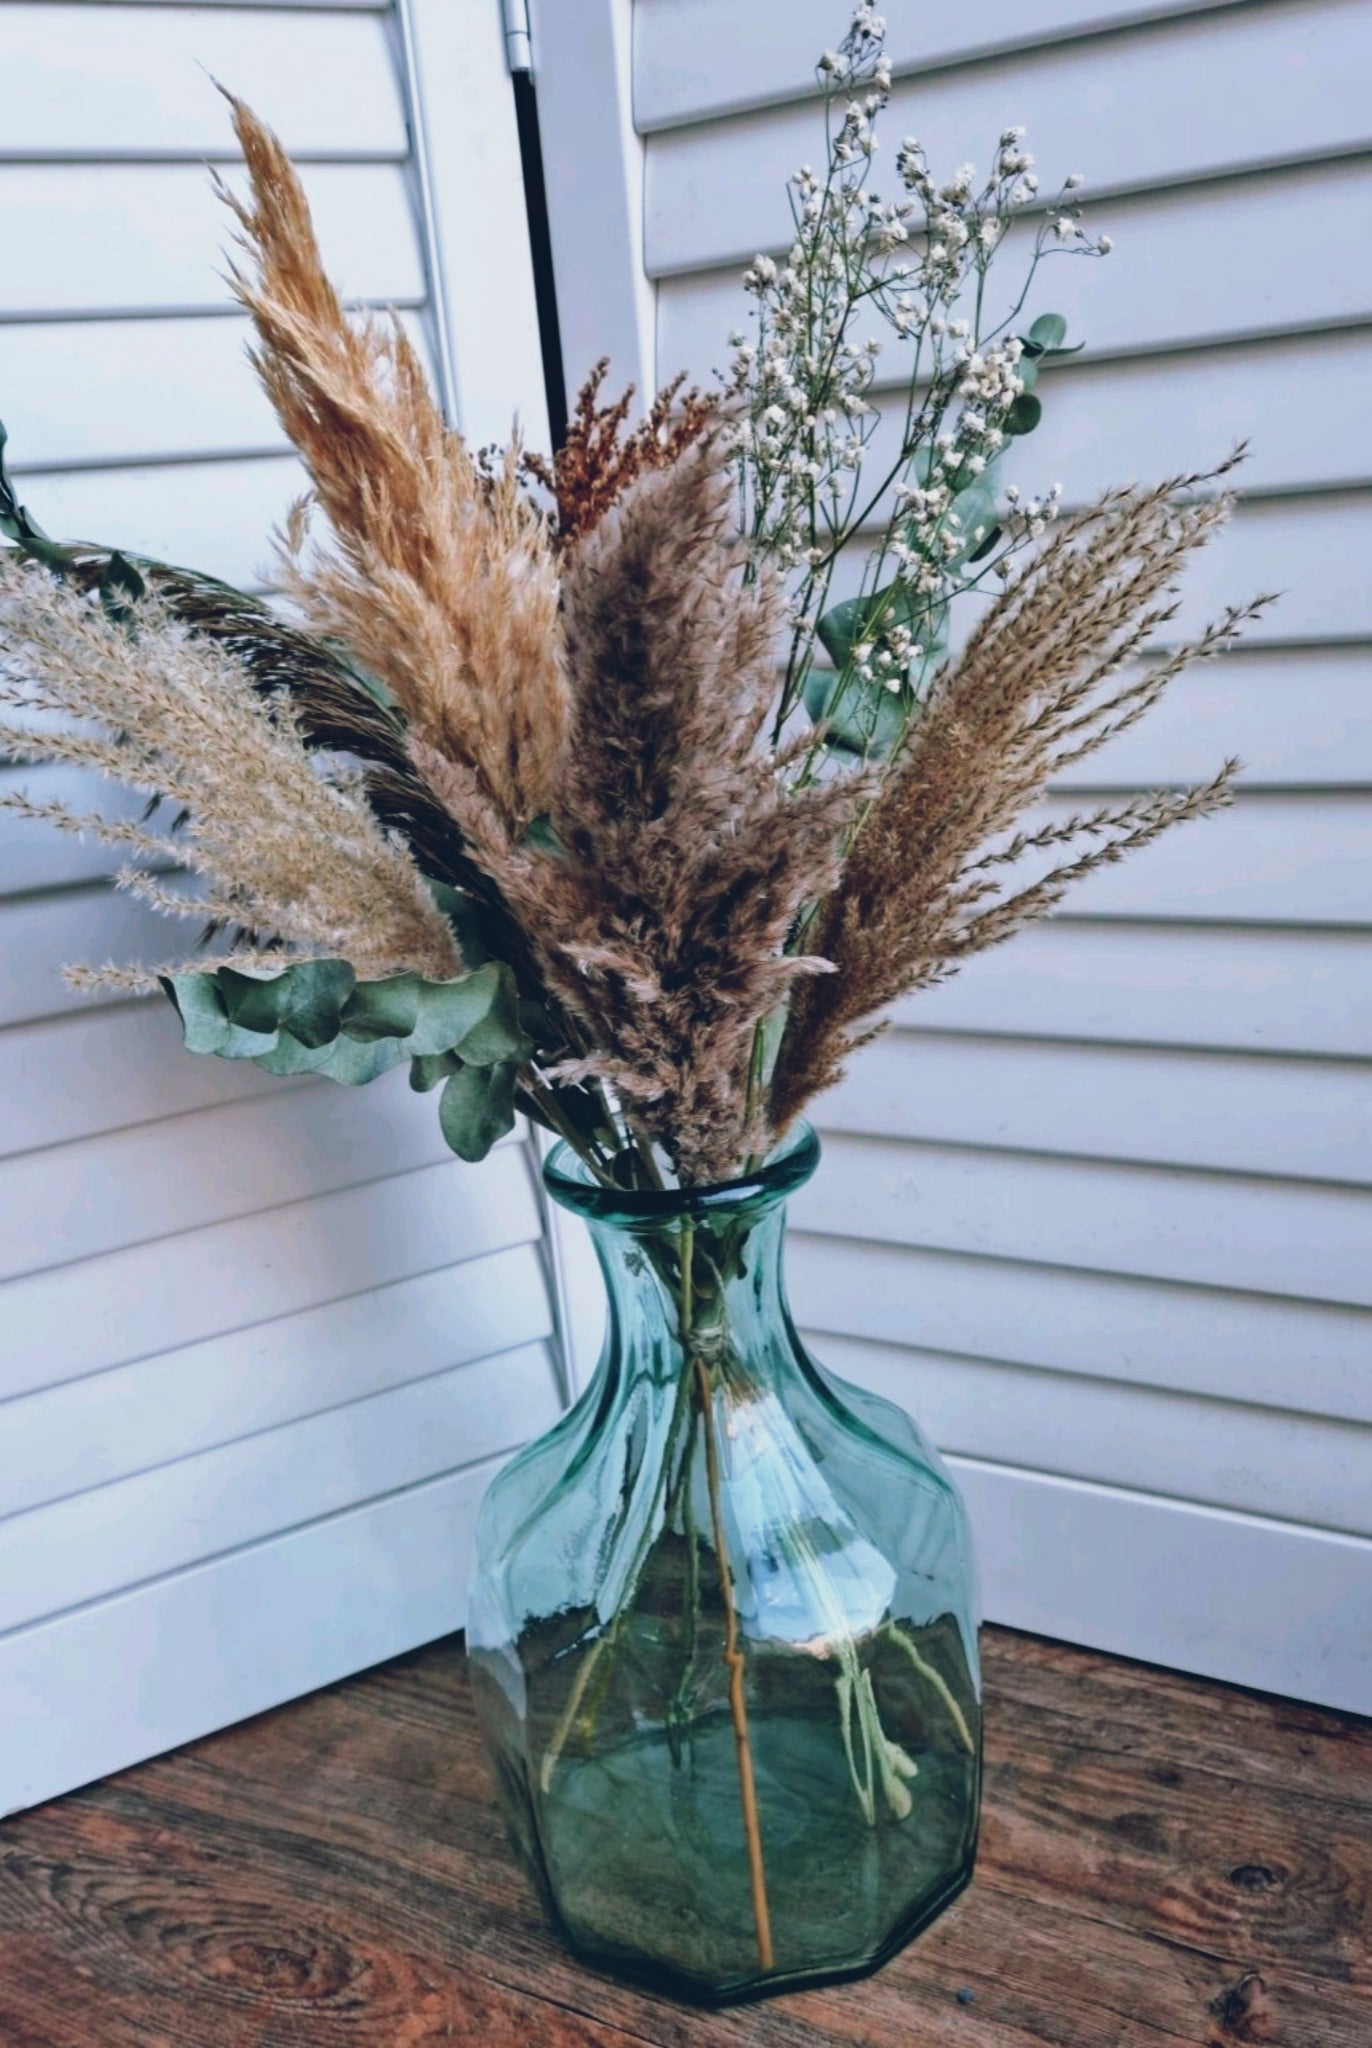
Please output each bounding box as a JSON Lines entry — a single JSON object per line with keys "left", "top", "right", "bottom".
{"left": 0, "top": 1629, "right": 1367, "bottom": 2048}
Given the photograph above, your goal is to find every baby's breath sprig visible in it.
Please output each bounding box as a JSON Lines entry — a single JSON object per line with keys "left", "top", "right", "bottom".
{"left": 723, "top": 3, "right": 1110, "bottom": 765}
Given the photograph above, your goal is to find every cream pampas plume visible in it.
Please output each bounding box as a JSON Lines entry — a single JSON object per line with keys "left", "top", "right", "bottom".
{"left": 214, "top": 90, "right": 568, "bottom": 830}
{"left": 0, "top": 553, "right": 462, "bottom": 986}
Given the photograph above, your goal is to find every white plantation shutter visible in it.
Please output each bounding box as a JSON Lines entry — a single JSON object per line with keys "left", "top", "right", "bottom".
{"left": 531, "top": 0, "right": 1372, "bottom": 1711}
{"left": 0, "top": 0, "right": 561, "bottom": 1812}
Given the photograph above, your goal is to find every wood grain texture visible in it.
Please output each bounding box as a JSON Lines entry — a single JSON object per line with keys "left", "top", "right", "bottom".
{"left": 0, "top": 1628, "right": 1367, "bottom": 2046}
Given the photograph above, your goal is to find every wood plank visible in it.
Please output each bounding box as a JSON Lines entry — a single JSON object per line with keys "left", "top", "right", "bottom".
{"left": 788, "top": 1231, "right": 1372, "bottom": 1423}
{"left": 0, "top": 6, "right": 405, "bottom": 158}
{"left": 0, "top": 1146, "right": 540, "bottom": 1399}
{"left": 0, "top": 1242, "right": 552, "bottom": 1517}
{"left": 811, "top": 1327, "right": 1372, "bottom": 1536}
{"left": 896, "top": 920, "right": 1372, "bottom": 1057}
{"left": 0, "top": 1000, "right": 288, "bottom": 1158}
{"left": 3, "top": 1626, "right": 1366, "bottom": 2044}
{"left": 0, "top": 765, "right": 181, "bottom": 896}
{"left": 0, "top": 162, "right": 423, "bottom": 317}
{"left": 0, "top": 1061, "right": 454, "bottom": 1282}
{"left": 791, "top": 1131, "right": 1372, "bottom": 1307}
{"left": 636, "top": 0, "right": 1250, "bottom": 129}
{"left": 645, "top": 0, "right": 1372, "bottom": 274}
{"left": 818, "top": 1030, "right": 1372, "bottom": 1184}
{"left": 656, "top": 156, "right": 1372, "bottom": 366}
{"left": 0, "top": 883, "right": 200, "bottom": 1031}
{"left": 0, "top": 1340, "right": 562, "bottom": 1633}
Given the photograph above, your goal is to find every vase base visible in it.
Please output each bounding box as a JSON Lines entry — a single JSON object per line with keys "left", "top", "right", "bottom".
{"left": 543, "top": 1837, "right": 979, "bottom": 2008}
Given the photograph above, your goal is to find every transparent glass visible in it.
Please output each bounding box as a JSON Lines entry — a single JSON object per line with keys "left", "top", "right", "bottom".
{"left": 467, "top": 1124, "right": 981, "bottom": 2004}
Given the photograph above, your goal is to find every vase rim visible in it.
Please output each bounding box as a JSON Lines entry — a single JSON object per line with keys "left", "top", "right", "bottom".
{"left": 542, "top": 1120, "right": 820, "bottom": 1225}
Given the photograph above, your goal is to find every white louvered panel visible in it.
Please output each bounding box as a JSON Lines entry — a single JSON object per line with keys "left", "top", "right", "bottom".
{"left": 0, "top": 1454, "right": 502, "bottom": 1815}
{"left": 0, "top": 1242, "right": 552, "bottom": 1517}
{"left": 0, "top": 1062, "right": 459, "bottom": 1284}
{"left": 0, "top": 1340, "right": 562, "bottom": 1634}
{"left": 0, "top": 1002, "right": 290, "bottom": 1157}
{"left": 0, "top": 311, "right": 431, "bottom": 469}
{"left": 0, "top": 0, "right": 555, "bottom": 1811}
{"left": 644, "top": 0, "right": 1371, "bottom": 276}
{"left": 900, "top": 922, "right": 1372, "bottom": 1056}
{"left": 814, "top": 1329, "right": 1372, "bottom": 1539}
{"left": 634, "top": 0, "right": 1246, "bottom": 128}
{"left": 9, "top": 454, "right": 309, "bottom": 588}
{"left": 0, "top": 162, "right": 423, "bottom": 317}
{"left": 818, "top": 1033, "right": 1372, "bottom": 1187}
{"left": 792, "top": 1134, "right": 1372, "bottom": 1309}
{"left": 0, "top": 765, "right": 179, "bottom": 894}
{"left": 2, "top": 1143, "right": 540, "bottom": 1403}
{"left": 0, "top": 6, "right": 406, "bottom": 156}
{"left": 788, "top": 1234, "right": 1372, "bottom": 1425}
{"left": 657, "top": 157, "right": 1372, "bottom": 375}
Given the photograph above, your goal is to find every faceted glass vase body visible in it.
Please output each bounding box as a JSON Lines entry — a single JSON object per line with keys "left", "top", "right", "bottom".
{"left": 467, "top": 1125, "right": 981, "bottom": 2004}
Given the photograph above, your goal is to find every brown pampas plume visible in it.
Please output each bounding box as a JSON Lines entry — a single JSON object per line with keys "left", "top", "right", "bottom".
{"left": 214, "top": 90, "right": 567, "bottom": 828}
{"left": 771, "top": 469, "right": 1272, "bottom": 1128}
{"left": 0, "top": 554, "right": 462, "bottom": 986}
{"left": 414, "top": 442, "right": 871, "bottom": 1183}
{"left": 523, "top": 358, "right": 718, "bottom": 547}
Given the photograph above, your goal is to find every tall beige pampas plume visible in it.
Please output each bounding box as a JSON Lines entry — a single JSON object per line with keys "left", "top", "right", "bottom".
{"left": 0, "top": 554, "right": 462, "bottom": 986}
{"left": 415, "top": 443, "right": 872, "bottom": 1183}
{"left": 215, "top": 90, "right": 567, "bottom": 829}
{"left": 772, "top": 470, "right": 1271, "bottom": 1127}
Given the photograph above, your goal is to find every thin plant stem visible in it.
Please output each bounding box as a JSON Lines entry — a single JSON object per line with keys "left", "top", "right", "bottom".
{"left": 684, "top": 1218, "right": 775, "bottom": 1972}
{"left": 881, "top": 1620, "right": 976, "bottom": 1753}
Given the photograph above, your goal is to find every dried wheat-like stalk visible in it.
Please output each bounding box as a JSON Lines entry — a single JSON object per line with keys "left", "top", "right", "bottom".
{"left": 0, "top": 553, "right": 461, "bottom": 986}
{"left": 216, "top": 91, "right": 567, "bottom": 828}
{"left": 413, "top": 444, "right": 870, "bottom": 1182}
{"left": 524, "top": 358, "right": 718, "bottom": 547}
{"left": 771, "top": 471, "right": 1272, "bottom": 1125}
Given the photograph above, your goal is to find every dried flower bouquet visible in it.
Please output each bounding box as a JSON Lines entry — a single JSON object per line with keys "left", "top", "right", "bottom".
{"left": 0, "top": 3, "right": 1268, "bottom": 1985}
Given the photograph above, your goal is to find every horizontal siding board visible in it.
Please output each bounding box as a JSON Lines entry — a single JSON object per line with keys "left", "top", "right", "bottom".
{"left": 1007, "top": 794, "right": 1372, "bottom": 926}
{"left": 0, "top": 1064, "right": 456, "bottom": 1283}
{"left": 0, "top": 887, "right": 180, "bottom": 1030}
{"left": 635, "top": 0, "right": 1245, "bottom": 129}
{"left": 789, "top": 1233, "right": 1372, "bottom": 1424}
{"left": 895, "top": 922, "right": 1372, "bottom": 1056}
{"left": 0, "top": 1243, "right": 552, "bottom": 1517}
{"left": 645, "top": 0, "right": 1372, "bottom": 274}
{"left": 0, "top": 310, "right": 431, "bottom": 470}
{"left": 0, "top": 1000, "right": 289, "bottom": 1158}
{"left": 817, "top": 1032, "right": 1372, "bottom": 1185}
{"left": 791, "top": 1132, "right": 1372, "bottom": 1308}
{"left": 815, "top": 1329, "right": 1372, "bottom": 1537}
{"left": 953, "top": 1457, "right": 1372, "bottom": 1714}
{"left": 0, "top": 161, "right": 423, "bottom": 317}
{"left": 0, "top": 766, "right": 179, "bottom": 895}
{"left": 0, "top": 7, "right": 405, "bottom": 158}
{"left": 1049, "top": 648, "right": 1372, "bottom": 792}
{"left": 0, "top": 1340, "right": 561, "bottom": 1634}
{"left": 0, "top": 1146, "right": 540, "bottom": 1401}
{"left": 0, "top": 1452, "right": 502, "bottom": 1815}
{"left": 20, "top": 453, "right": 310, "bottom": 588}
{"left": 657, "top": 157, "right": 1372, "bottom": 368}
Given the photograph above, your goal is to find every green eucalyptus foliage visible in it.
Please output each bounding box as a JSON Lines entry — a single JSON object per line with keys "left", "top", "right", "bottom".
{"left": 160, "top": 958, "right": 532, "bottom": 1161}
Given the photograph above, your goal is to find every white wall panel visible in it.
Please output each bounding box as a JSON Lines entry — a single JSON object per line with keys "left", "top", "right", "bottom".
{"left": 522, "top": 0, "right": 1372, "bottom": 1706}
{"left": 0, "top": 0, "right": 557, "bottom": 1808}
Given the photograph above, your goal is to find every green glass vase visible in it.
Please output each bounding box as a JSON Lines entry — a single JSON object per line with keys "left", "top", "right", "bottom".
{"left": 467, "top": 1123, "right": 981, "bottom": 2003}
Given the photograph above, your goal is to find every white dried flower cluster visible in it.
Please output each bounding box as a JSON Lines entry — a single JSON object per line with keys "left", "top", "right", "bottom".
{"left": 726, "top": 4, "right": 1112, "bottom": 759}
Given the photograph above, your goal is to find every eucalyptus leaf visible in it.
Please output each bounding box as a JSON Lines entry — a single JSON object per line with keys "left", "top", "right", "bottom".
{"left": 1005, "top": 393, "right": 1043, "bottom": 436}
{"left": 340, "top": 973, "right": 423, "bottom": 1041}
{"left": 411, "top": 961, "right": 530, "bottom": 1064}
{"left": 802, "top": 664, "right": 909, "bottom": 758}
{"left": 1027, "top": 311, "right": 1068, "bottom": 351}
{"left": 439, "top": 1058, "right": 519, "bottom": 1161}
{"left": 218, "top": 959, "right": 356, "bottom": 1047}
{"left": 161, "top": 971, "right": 279, "bottom": 1059}
{"left": 410, "top": 1050, "right": 463, "bottom": 1092}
